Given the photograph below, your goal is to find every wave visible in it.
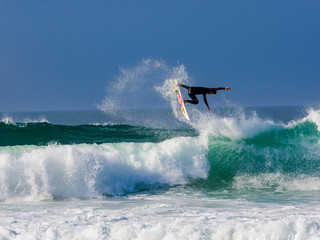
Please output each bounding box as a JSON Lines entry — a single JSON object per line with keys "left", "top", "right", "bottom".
{"left": 0, "top": 137, "right": 208, "bottom": 200}
{"left": 0, "top": 122, "right": 197, "bottom": 146}
{"left": 1, "top": 108, "right": 320, "bottom": 200}
{"left": 200, "top": 110, "right": 320, "bottom": 191}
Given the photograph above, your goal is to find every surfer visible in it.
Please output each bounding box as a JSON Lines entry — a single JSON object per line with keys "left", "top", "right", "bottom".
{"left": 178, "top": 84, "right": 231, "bottom": 112}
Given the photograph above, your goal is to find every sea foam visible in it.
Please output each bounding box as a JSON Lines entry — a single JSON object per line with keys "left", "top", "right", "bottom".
{"left": 289, "top": 107, "right": 320, "bottom": 132}
{"left": 0, "top": 115, "right": 16, "bottom": 125}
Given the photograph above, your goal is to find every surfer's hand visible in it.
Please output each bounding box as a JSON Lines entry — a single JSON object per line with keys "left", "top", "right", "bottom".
{"left": 208, "top": 107, "right": 211, "bottom": 112}
{"left": 178, "top": 83, "right": 183, "bottom": 87}
{"left": 225, "top": 87, "right": 231, "bottom": 90}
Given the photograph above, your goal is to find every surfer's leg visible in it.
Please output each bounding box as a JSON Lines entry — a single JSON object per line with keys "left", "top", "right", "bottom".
{"left": 185, "top": 87, "right": 199, "bottom": 105}
{"left": 185, "top": 94, "right": 199, "bottom": 105}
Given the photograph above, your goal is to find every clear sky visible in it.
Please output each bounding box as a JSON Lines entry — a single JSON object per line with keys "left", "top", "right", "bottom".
{"left": 0, "top": 1, "right": 319, "bottom": 112}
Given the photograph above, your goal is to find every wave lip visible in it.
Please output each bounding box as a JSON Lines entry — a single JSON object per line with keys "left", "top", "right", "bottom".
{"left": 288, "top": 108, "right": 320, "bottom": 132}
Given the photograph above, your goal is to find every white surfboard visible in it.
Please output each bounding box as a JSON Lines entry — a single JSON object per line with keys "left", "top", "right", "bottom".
{"left": 173, "top": 80, "right": 190, "bottom": 121}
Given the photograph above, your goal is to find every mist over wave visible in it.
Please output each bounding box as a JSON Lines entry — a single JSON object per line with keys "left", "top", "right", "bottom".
{"left": 98, "top": 59, "right": 170, "bottom": 112}
{"left": 97, "top": 58, "right": 192, "bottom": 125}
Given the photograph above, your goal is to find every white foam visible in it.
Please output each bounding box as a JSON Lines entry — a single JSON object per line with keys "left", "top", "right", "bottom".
{"left": 0, "top": 115, "right": 16, "bottom": 125}
{"left": 1, "top": 195, "right": 320, "bottom": 240}
{"left": 0, "top": 137, "right": 208, "bottom": 200}
{"left": 233, "top": 173, "right": 320, "bottom": 192}
{"left": 183, "top": 107, "right": 320, "bottom": 140}
{"left": 288, "top": 108, "right": 320, "bottom": 132}
{"left": 190, "top": 108, "right": 280, "bottom": 140}
{"left": 22, "top": 117, "right": 49, "bottom": 124}
{"left": 1, "top": 114, "right": 50, "bottom": 125}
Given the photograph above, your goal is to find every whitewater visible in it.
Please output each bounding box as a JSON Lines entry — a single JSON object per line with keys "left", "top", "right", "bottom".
{"left": 1, "top": 60, "right": 320, "bottom": 239}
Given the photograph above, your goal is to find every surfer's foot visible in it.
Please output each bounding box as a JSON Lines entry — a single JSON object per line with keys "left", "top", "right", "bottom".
{"left": 183, "top": 100, "right": 187, "bottom": 104}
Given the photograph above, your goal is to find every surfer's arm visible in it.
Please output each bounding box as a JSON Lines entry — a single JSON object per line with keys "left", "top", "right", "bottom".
{"left": 178, "top": 83, "right": 190, "bottom": 89}
{"left": 214, "top": 87, "right": 231, "bottom": 91}
{"left": 203, "top": 94, "right": 210, "bottom": 112}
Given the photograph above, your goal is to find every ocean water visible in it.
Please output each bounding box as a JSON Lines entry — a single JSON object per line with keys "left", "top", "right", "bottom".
{"left": 1, "top": 105, "right": 320, "bottom": 240}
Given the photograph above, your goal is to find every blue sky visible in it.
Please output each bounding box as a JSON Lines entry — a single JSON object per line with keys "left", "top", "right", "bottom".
{"left": 0, "top": 1, "right": 319, "bottom": 111}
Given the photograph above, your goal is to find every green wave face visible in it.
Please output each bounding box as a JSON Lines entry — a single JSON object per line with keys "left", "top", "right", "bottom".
{"left": 203, "top": 121, "right": 320, "bottom": 190}
{"left": 0, "top": 122, "right": 197, "bottom": 146}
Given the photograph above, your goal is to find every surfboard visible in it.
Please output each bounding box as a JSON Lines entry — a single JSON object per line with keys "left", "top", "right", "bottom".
{"left": 173, "top": 80, "right": 190, "bottom": 121}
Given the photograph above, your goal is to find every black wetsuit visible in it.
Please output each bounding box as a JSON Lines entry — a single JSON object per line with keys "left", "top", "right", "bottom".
{"left": 180, "top": 84, "right": 226, "bottom": 109}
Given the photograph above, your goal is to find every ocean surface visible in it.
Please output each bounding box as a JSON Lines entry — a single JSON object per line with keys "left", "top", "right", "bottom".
{"left": 1, "top": 106, "right": 320, "bottom": 240}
